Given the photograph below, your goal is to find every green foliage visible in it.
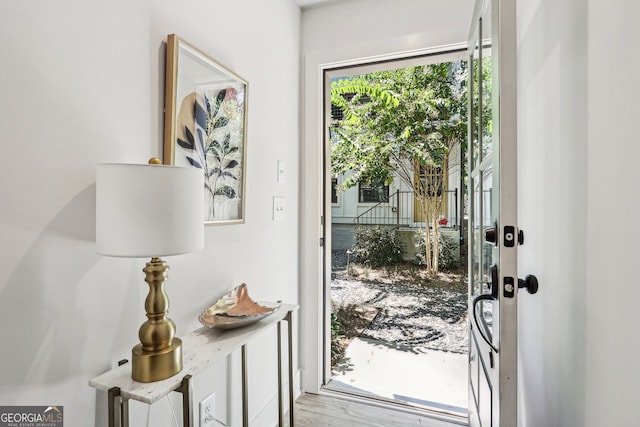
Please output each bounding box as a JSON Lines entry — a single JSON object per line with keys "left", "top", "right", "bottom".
{"left": 331, "top": 61, "right": 467, "bottom": 276}
{"left": 471, "top": 55, "right": 494, "bottom": 159}
{"left": 351, "top": 227, "right": 404, "bottom": 267}
{"left": 414, "top": 230, "right": 459, "bottom": 270}
{"left": 330, "top": 62, "right": 467, "bottom": 191}
{"left": 331, "top": 78, "right": 400, "bottom": 125}
{"left": 330, "top": 309, "right": 344, "bottom": 365}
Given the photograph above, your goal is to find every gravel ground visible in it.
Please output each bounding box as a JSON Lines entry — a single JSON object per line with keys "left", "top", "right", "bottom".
{"left": 331, "top": 250, "right": 469, "bottom": 354}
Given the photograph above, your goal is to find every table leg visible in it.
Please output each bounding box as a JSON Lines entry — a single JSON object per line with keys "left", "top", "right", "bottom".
{"left": 117, "top": 360, "right": 129, "bottom": 427}
{"left": 108, "top": 387, "right": 127, "bottom": 427}
{"left": 176, "top": 375, "right": 193, "bottom": 427}
{"left": 242, "top": 344, "right": 248, "bottom": 427}
{"left": 287, "top": 311, "right": 295, "bottom": 427}
{"left": 277, "top": 320, "right": 284, "bottom": 426}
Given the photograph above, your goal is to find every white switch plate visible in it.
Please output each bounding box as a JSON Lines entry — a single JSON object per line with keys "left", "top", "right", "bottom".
{"left": 277, "top": 160, "right": 285, "bottom": 183}
{"left": 273, "top": 196, "right": 285, "bottom": 221}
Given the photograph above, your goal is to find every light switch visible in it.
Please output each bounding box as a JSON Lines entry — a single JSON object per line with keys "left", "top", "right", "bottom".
{"left": 277, "top": 160, "right": 285, "bottom": 183}
{"left": 273, "top": 196, "right": 285, "bottom": 221}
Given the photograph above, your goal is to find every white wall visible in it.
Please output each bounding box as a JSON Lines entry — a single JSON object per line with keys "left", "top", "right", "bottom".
{"left": 517, "top": 0, "right": 587, "bottom": 424}
{"left": 518, "top": 0, "right": 640, "bottom": 426}
{"left": 584, "top": 3, "right": 640, "bottom": 425}
{"left": 0, "top": 1, "right": 300, "bottom": 426}
{"left": 300, "top": 0, "right": 474, "bottom": 393}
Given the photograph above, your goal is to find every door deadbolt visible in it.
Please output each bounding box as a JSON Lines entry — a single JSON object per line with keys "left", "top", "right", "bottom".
{"left": 485, "top": 221, "right": 498, "bottom": 246}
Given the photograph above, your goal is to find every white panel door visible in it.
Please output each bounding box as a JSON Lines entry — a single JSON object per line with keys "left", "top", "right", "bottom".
{"left": 467, "top": 0, "right": 523, "bottom": 426}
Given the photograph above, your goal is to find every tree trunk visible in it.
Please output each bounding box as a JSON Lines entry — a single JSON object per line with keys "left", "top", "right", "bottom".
{"left": 432, "top": 216, "right": 440, "bottom": 273}
{"left": 422, "top": 201, "right": 433, "bottom": 275}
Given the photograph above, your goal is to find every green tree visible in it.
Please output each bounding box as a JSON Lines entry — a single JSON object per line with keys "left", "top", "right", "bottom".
{"left": 331, "top": 62, "right": 467, "bottom": 276}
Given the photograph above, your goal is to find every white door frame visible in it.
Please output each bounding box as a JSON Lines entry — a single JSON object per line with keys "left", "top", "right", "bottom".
{"left": 319, "top": 47, "right": 469, "bottom": 386}
{"left": 300, "top": 43, "right": 470, "bottom": 396}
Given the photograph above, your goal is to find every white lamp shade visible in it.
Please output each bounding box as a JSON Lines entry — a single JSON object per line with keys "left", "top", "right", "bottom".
{"left": 96, "top": 163, "right": 204, "bottom": 257}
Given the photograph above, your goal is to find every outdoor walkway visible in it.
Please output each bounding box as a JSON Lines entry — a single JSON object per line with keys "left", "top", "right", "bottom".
{"left": 329, "top": 337, "right": 468, "bottom": 414}
{"left": 330, "top": 250, "right": 469, "bottom": 416}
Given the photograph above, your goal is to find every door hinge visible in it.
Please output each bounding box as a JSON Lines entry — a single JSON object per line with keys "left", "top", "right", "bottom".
{"left": 319, "top": 237, "right": 325, "bottom": 247}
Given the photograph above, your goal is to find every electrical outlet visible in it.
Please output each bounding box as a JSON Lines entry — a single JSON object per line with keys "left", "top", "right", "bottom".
{"left": 199, "top": 392, "right": 215, "bottom": 427}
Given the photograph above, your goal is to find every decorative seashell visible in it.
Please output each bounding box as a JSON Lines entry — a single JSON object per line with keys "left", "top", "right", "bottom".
{"left": 199, "top": 283, "right": 277, "bottom": 329}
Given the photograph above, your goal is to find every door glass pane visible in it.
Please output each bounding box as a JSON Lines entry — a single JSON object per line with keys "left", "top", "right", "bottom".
{"left": 480, "top": 53, "right": 492, "bottom": 160}
{"left": 471, "top": 170, "right": 494, "bottom": 341}
{"left": 469, "top": 0, "right": 499, "bottom": 355}
{"left": 471, "top": 174, "right": 483, "bottom": 295}
{"left": 480, "top": 4, "right": 493, "bottom": 160}
{"left": 478, "top": 299, "right": 494, "bottom": 340}
{"left": 471, "top": 40, "right": 481, "bottom": 168}
{"left": 481, "top": 168, "right": 494, "bottom": 285}
{"left": 480, "top": 168, "right": 494, "bottom": 339}
{"left": 470, "top": 167, "right": 495, "bottom": 299}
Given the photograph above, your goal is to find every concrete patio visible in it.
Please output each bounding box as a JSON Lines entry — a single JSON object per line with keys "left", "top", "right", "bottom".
{"left": 329, "top": 336, "right": 468, "bottom": 416}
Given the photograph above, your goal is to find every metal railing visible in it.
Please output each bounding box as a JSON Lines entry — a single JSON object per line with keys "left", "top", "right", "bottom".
{"left": 354, "top": 189, "right": 459, "bottom": 229}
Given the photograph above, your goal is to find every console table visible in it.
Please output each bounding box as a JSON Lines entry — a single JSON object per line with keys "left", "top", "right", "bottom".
{"left": 89, "top": 303, "right": 298, "bottom": 427}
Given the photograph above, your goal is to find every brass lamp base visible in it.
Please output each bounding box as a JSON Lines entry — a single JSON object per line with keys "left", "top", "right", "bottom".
{"left": 131, "top": 257, "right": 183, "bottom": 383}
{"left": 132, "top": 337, "right": 183, "bottom": 382}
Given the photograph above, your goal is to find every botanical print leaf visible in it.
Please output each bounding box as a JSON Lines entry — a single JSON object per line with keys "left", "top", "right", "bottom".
{"left": 176, "top": 85, "right": 245, "bottom": 222}
{"left": 178, "top": 126, "right": 195, "bottom": 150}
{"left": 195, "top": 98, "right": 207, "bottom": 131}
{"left": 213, "top": 117, "right": 229, "bottom": 130}
{"left": 214, "top": 185, "right": 236, "bottom": 198}
{"left": 186, "top": 156, "right": 202, "bottom": 169}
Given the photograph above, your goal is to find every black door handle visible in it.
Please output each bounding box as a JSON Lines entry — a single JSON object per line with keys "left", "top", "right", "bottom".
{"left": 472, "top": 294, "right": 498, "bottom": 353}
{"left": 490, "top": 264, "right": 498, "bottom": 298}
{"left": 518, "top": 274, "right": 539, "bottom": 294}
{"left": 472, "top": 264, "right": 499, "bottom": 352}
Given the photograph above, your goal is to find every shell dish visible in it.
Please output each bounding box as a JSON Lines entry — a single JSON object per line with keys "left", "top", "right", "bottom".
{"left": 198, "top": 283, "right": 277, "bottom": 329}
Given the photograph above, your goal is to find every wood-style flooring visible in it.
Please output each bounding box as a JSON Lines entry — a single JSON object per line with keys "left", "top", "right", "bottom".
{"left": 289, "top": 393, "right": 468, "bottom": 426}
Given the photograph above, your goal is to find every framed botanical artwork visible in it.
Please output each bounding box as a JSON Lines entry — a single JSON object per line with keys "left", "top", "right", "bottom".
{"left": 163, "top": 34, "right": 248, "bottom": 224}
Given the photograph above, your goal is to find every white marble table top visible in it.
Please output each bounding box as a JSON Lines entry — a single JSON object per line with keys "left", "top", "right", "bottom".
{"left": 89, "top": 303, "right": 298, "bottom": 404}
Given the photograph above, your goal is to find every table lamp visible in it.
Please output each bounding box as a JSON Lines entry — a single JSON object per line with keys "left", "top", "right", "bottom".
{"left": 96, "top": 159, "right": 204, "bottom": 382}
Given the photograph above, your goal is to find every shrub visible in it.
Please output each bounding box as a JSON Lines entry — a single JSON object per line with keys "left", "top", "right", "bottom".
{"left": 330, "top": 309, "right": 345, "bottom": 365}
{"left": 414, "top": 229, "right": 459, "bottom": 270}
{"left": 351, "top": 226, "right": 403, "bottom": 267}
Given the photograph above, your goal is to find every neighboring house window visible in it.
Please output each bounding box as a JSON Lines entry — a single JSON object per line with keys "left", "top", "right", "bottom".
{"left": 359, "top": 181, "right": 389, "bottom": 203}
{"left": 331, "top": 104, "right": 344, "bottom": 121}
{"left": 331, "top": 177, "right": 339, "bottom": 204}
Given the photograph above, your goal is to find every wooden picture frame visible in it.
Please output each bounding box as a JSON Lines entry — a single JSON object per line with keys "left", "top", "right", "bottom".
{"left": 163, "top": 34, "right": 248, "bottom": 225}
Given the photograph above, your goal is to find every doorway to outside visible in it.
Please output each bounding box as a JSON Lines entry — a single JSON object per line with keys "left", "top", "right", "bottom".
{"left": 322, "top": 49, "right": 470, "bottom": 420}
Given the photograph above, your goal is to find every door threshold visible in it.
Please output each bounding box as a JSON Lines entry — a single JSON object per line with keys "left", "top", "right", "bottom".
{"left": 320, "top": 384, "right": 468, "bottom": 426}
